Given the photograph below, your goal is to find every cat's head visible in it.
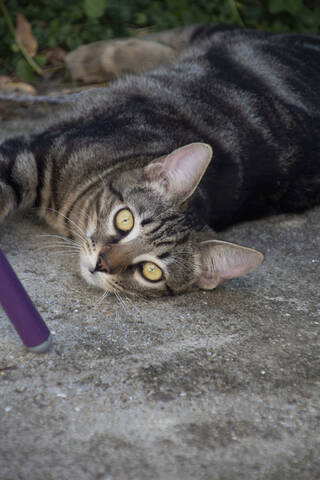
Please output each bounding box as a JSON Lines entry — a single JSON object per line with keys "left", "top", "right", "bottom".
{"left": 78, "top": 143, "right": 263, "bottom": 297}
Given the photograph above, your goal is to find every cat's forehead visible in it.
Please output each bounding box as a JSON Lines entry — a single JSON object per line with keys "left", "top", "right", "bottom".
{"left": 112, "top": 173, "right": 170, "bottom": 216}
{"left": 127, "top": 185, "right": 164, "bottom": 213}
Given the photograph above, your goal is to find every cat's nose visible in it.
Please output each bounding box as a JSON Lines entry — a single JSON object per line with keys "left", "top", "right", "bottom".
{"left": 94, "top": 254, "right": 112, "bottom": 274}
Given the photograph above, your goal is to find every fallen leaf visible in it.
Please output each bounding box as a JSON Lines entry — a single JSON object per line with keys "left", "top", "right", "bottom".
{"left": 0, "top": 75, "right": 12, "bottom": 88}
{"left": 0, "top": 74, "right": 36, "bottom": 95}
{"left": 16, "top": 13, "right": 38, "bottom": 58}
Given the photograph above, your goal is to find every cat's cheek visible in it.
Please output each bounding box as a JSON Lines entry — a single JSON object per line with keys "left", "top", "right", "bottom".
{"left": 79, "top": 251, "right": 95, "bottom": 275}
{"left": 86, "top": 220, "right": 97, "bottom": 238}
{"left": 79, "top": 253, "right": 103, "bottom": 289}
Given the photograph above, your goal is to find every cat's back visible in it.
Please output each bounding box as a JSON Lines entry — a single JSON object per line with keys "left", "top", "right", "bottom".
{"left": 180, "top": 28, "right": 320, "bottom": 113}
{"left": 73, "top": 27, "right": 320, "bottom": 131}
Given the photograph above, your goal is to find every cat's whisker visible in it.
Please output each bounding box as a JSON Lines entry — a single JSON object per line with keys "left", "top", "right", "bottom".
{"left": 37, "top": 251, "right": 80, "bottom": 258}
{"left": 124, "top": 288, "right": 149, "bottom": 302}
{"left": 46, "top": 251, "right": 79, "bottom": 257}
{"left": 38, "top": 234, "right": 82, "bottom": 248}
{"left": 37, "top": 247, "right": 79, "bottom": 256}
{"left": 41, "top": 251, "right": 80, "bottom": 261}
{"left": 114, "top": 290, "right": 130, "bottom": 316}
{"left": 123, "top": 286, "right": 149, "bottom": 303}
{"left": 69, "top": 230, "right": 88, "bottom": 246}
{"left": 94, "top": 290, "right": 110, "bottom": 308}
{"left": 37, "top": 243, "right": 80, "bottom": 248}
{"left": 37, "top": 241, "right": 81, "bottom": 248}
{"left": 36, "top": 244, "right": 81, "bottom": 252}
{"left": 37, "top": 244, "right": 80, "bottom": 252}
{"left": 46, "top": 208, "right": 88, "bottom": 243}
{"left": 41, "top": 226, "right": 87, "bottom": 245}
{"left": 67, "top": 203, "right": 92, "bottom": 221}
{"left": 122, "top": 292, "right": 141, "bottom": 316}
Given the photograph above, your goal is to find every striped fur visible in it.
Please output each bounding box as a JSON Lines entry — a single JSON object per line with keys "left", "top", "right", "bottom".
{"left": 0, "top": 26, "right": 319, "bottom": 296}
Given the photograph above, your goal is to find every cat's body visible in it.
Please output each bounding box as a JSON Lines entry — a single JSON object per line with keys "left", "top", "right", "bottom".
{"left": 0, "top": 26, "right": 319, "bottom": 296}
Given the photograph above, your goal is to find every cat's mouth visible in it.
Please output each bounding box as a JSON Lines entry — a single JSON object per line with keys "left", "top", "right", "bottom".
{"left": 79, "top": 250, "right": 112, "bottom": 290}
{"left": 80, "top": 262, "right": 117, "bottom": 293}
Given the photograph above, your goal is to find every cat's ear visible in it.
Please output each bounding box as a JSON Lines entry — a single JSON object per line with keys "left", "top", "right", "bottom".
{"left": 196, "top": 239, "right": 264, "bottom": 290}
{"left": 144, "top": 143, "right": 213, "bottom": 203}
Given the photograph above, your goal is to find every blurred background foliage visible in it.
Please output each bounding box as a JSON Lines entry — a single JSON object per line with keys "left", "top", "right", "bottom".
{"left": 0, "top": 0, "right": 319, "bottom": 81}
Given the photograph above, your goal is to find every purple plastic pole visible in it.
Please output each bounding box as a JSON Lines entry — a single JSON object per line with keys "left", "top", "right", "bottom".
{"left": 0, "top": 248, "right": 52, "bottom": 353}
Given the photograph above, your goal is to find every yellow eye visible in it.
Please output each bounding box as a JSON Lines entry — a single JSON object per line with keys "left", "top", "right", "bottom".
{"left": 142, "top": 262, "right": 163, "bottom": 282}
{"left": 115, "top": 208, "right": 134, "bottom": 232}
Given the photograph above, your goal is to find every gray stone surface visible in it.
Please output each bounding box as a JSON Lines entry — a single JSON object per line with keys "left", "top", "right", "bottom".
{"left": 0, "top": 103, "right": 319, "bottom": 480}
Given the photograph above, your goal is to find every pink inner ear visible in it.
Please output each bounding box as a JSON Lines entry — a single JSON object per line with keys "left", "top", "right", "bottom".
{"left": 196, "top": 240, "right": 264, "bottom": 290}
{"left": 144, "top": 155, "right": 167, "bottom": 182}
{"left": 215, "top": 255, "right": 254, "bottom": 280}
{"left": 145, "top": 143, "right": 213, "bottom": 203}
{"left": 215, "top": 246, "right": 263, "bottom": 280}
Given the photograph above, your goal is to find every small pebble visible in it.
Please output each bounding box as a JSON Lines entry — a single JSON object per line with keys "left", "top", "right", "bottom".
{"left": 56, "top": 392, "right": 67, "bottom": 398}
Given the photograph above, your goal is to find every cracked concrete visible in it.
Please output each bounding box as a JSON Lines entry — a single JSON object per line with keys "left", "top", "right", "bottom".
{"left": 0, "top": 101, "right": 319, "bottom": 480}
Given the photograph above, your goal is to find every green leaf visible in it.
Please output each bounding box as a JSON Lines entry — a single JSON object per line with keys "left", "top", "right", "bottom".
{"left": 299, "top": 6, "right": 320, "bottom": 28}
{"left": 11, "top": 42, "right": 20, "bottom": 53}
{"left": 34, "top": 54, "right": 47, "bottom": 67}
{"left": 135, "top": 12, "right": 147, "bottom": 26}
{"left": 83, "top": 0, "right": 108, "bottom": 19}
{"left": 268, "top": 0, "right": 303, "bottom": 15}
{"left": 16, "top": 58, "right": 35, "bottom": 82}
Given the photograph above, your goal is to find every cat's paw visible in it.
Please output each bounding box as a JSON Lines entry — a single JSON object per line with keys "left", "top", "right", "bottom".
{"left": 0, "top": 181, "right": 16, "bottom": 223}
{"left": 66, "top": 39, "right": 175, "bottom": 83}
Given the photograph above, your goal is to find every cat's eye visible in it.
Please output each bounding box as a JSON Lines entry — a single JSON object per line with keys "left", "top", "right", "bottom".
{"left": 114, "top": 208, "right": 134, "bottom": 233}
{"left": 141, "top": 262, "right": 163, "bottom": 282}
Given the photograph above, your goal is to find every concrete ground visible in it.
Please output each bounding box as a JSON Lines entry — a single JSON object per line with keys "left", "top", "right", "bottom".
{"left": 0, "top": 101, "right": 319, "bottom": 480}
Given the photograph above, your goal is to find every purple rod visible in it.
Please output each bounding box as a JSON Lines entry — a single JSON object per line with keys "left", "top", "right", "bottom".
{"left": 0, "top": 248, "right": 52, "bottom": 353}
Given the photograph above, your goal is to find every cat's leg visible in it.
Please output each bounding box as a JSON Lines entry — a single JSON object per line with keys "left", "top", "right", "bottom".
{"left": 0, "top": 137, "right": 39, "bottom": 223}
{"left": 0, "top": 181, "right": 16, "bottom": 223}
{"left": 65, "top": 25, "right": 221, "bottom": 82}
{"left": 1, "top": 133, "right": 97, "bottom": 242}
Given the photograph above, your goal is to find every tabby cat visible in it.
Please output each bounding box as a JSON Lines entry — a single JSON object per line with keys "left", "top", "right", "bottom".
{"left": 0, "top": 26, "right": 319, "bottom": 297}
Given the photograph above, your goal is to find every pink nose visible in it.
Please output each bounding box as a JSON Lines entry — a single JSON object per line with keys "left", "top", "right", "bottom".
{"left": 95, "top": 254, "right": 111, "bottom": 274}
